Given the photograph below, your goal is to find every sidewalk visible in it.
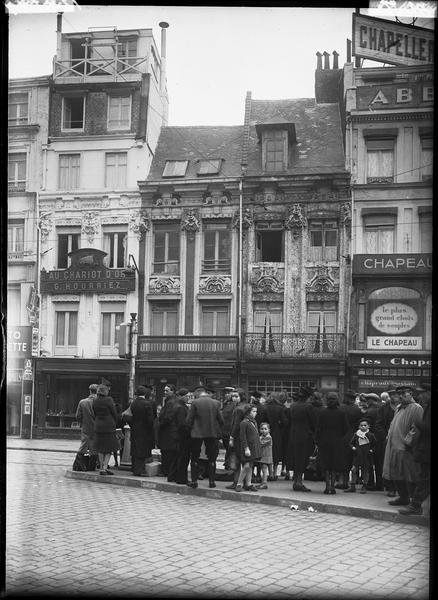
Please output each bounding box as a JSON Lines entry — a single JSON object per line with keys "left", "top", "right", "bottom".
{"left": 7, "top": 436, "right": 429, "bottom": 526}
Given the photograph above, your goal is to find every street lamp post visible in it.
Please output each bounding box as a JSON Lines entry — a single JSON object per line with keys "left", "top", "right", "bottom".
{"left": 128, "top": 312, "right": 138, "bottom": 401}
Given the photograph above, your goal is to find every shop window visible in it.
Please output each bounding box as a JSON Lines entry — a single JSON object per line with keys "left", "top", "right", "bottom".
{"left": 103, "top": 230, "right": 127, "bottom": 268}
{"left": 366, "top": 138, "right": 395, "bottom": 183}
{"left": 255, "top": 221, "right": 284, "bottom": 261}
{"left": 150, "top": 301, "right": 179, "bottom": 336}
{"left": 8, "top": 93, "right": 29, "bottom": 124}
{"left": 201, "top": 303, "right": 229, "bottom": 336}
{"left": 8, "top": 220, "right": 24, "bottom": 253}
{"left": 57, "top": 231, "right": 80, "bottom": 268}
{"left": 307, "top": 301, "right": 337, "bottom": 354}
{"left": 8, "top": 153, "right": 27, "bottom": 191}
{"left": 202, "top": 223, "right": 231, "bottom": 271}
{"left": 55, "top": 310, "right": 78, "bottom": 351}
{"left": 420, "top": 136, "right": 433, "bottom": 181}
{"left": 59, "top": 154, "right": 80, "bottom": 189}
{"left": 153, "top": 223, "right": 180, "bottom": 274}
{"left": 108, "top": 95, "right": 131, "bottom": 130}
{"left": 162, "top": 160, "right": 189, "bottom": 178}
{"left": 62, "top": 96, "right": 85, "bottom": 130}
{"left": 419, "top": 212, "right": 432, "bottom": 253}
{"left": 363, "top": 214, "right": 396, "bottom": 254}
{"left": 309, "top": 220, "right": 338, "bottom": 261}
{"left": 105, "top": 152, "right": 127, "bottom": 188}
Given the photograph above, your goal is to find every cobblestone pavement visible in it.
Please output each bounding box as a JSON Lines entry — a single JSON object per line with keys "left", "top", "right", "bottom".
{"left": 6, "top": 450, "right": 431, "bottom": 599}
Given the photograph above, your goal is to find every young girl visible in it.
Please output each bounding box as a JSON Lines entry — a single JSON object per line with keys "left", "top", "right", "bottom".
{"left": 345, "top": 418, "right": 376, "bottom": 494}
{"left": 256, "top": 422, "right": 273, "bottom": 489}
{"left": 235, "top": 405, "right": 261, "bottom": 492}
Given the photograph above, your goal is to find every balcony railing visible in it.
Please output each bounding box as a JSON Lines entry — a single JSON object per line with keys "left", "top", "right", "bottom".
{"left": 137, "top": 336, "right": 239, "bottom": 360}
{"left": 243, "top": 332, "right": 345, "bottom": 359}
{"left": 54, "top": 56, "right": 147, "bottom": 81}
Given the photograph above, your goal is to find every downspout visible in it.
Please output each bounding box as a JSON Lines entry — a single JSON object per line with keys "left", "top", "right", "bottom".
{"left": 346, "top": 113, "right": 355, "bottom": 368}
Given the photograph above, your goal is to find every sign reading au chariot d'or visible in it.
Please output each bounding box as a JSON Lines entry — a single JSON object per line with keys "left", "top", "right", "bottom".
{"left": 353, "top": 13, "right": 434, "bottom": 66}
{"left": 40, "top": 248, "right": 135, "bottom": 294}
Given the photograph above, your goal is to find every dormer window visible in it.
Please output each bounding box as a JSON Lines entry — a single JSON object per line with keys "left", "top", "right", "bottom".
{"left": 197, "top": 159, "right": 222, "bottom": 176}
{"left": 162, "top": 160, "right": 189, "bottom": 178}
{"left": 256, "top": 119, "right": 296, "bottom": 173}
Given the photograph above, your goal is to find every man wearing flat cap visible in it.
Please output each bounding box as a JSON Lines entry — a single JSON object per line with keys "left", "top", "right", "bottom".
{"left": 382, "top": 386, "right": 423, "bottom": 507}
{"left": 186, "top": 386, "right": 224, "bottom": 489}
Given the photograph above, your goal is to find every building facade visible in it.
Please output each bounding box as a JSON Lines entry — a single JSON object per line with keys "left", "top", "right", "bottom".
{"left": 33, "top": 20, "right": 170, "bottom": 432}
{"left": 343, "top": 62, "right": 433, "bottom": 392}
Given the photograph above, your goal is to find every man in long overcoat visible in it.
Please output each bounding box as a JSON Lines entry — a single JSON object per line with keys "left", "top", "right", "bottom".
{"left": 130, "top": 386, "right": 155, "bottom": 476}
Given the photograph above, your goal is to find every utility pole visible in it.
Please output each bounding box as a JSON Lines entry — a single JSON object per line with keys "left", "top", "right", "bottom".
{"left": 128, "top": 312, "right": 138, "bottom": 401}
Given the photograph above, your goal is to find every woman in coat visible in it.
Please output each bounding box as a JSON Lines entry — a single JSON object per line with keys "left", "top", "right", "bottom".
{"left": 285, "top": 387, "right": 316, "bottom": 492}
{"left": 92, "top": 384, "right": 119, "bottom": 476}
{"left": 336, "top": 390, "right": 363, "bottom": 489}
{"left": 264, "top": 392, "right": 288, "bottom": 480}
{"left": 158, "top": 392, "right": 179, "bottom": 481}
{"left": 173, "top": 388, "right": 192, "bottom": 485}
{"left": 235, "top": 404, "right": 261, "bottom": 492}
{"left": 130, "top": 386, "right": 155, "bottom": 477}
{"left": 315, "top": 391, "right": 350, "bottom": 494}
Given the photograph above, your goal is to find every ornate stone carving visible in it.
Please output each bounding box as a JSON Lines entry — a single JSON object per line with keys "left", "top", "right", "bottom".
{"left": 340, "top": 201, "right": 352, "bottom": 228}
{"left": 129, "top": 210, "right": 150, "bottom": 240}
{"left": 154, "top": 193, "right": 181, "bottom": 206}
{"left": 251, "top": 265, "right": 285, "bottom": 296}
{"left": 311, "top": 190, "right": 338, "bottom": 203}
{"left": 181, "top": 208, "right": 200, "bottom": 232}
{"left": 39, "top": 213, "right": 53, "bottom": 243}
{"left": 232, "top": 207, "right": 254, "bottom": 230}
{"left": 149, "top": 276, "right": 181, "bottom": 294}
{"left": 199, "top": 276, "right": 232, "bottom": 294}
{"left": 306, "top": 265, "right": 339, "bottom": 301}
{"left": 81, "top": 211, "right": 100, "bottom": 244}
{"left": 284, "top": 203, "right": 307, "bottom": 237}
{"left": 203, "top": 191, "right": 231, "bottom": 205}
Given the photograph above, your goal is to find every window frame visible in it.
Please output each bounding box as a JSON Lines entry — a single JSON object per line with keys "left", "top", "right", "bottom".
{"left": 162, "top": 160, "right": 189, "bottom": 178}
{"left": 150, "top": 301, "right": 179, "bottom": 336}
{"left": 61, "top": 95, "right": 86, "bottom": 131}
{"left": 8, "top": 220, "right": 25, "bottom": 254}
{"left": 200, "top": 302, "right": 230, "bottom": 336}
{"left": 8, "top": 92, "right": 29, "bottom": 125}
{"left": 100, "top": 308, "right": 125, "bottom": 351}
{"left": 420, "top": 136, "right": 433, "bottom": 182}
{"left": 8, "top": 152, "right": 27, "bottom": 191}
{"left": 202, "top": 222, "right": 231, "bottom": 272}
{"left": 104, "top": 151, "right": 128, "bottom": 188}
{"left": 363, "top": 214, "right": 396, "bottom": 254}
{"left": 102, "top": 228, "right": 127, "bottom": 268}
{"left": 197, "top": 159, "right": 222, "bottom": 176}
{"left": 153, "top": 223, "right": 180, "bottom": 275}
{"left": 308, "top": 220, "right": 339, "bottom": 262}
{"left": 365, "top": 138, "right": 395, "bottom": 183}
{"left": 55, "top": 309, "right": 78, "bottom": 354}
{"left": 58, "top": 153, "right": 81, "bottom": 190}
{"left": 107, "top": 94, "right": 132, "bottom": 131}
{"left": 255, "top": 222, "right": 284, "bottom": 262}
{"left": 262, "top": 129, "right": 288, "bottom": 173}
{"left": 57, "top": 230, "right": 81, "bottom": 269}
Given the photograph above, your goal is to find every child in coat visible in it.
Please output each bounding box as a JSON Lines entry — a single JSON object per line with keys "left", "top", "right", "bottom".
{"left": 345, "top": 418, "right": 376, "bottom": 494}
{"left": 256, "top": 422, "right": 273, "bottom": 489}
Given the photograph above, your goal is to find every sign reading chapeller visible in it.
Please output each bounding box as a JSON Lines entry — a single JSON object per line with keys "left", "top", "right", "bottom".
{"left": 353, "top": 13, "right": 434, "bottom": 66}
{"left": 40, "top": 248, "right": 135, "bottom": 294}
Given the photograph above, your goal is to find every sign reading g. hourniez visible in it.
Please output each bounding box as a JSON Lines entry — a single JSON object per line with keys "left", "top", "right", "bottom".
{"left": 40, "top": 248, "right": 135, "bottom": 294}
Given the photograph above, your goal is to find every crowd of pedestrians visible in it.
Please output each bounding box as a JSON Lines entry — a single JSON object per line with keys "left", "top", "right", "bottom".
{"left": 73, "top": 379, "right": 430, "bottom": 517}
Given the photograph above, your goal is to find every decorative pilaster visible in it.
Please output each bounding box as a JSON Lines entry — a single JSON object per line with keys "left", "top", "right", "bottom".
{"left": 284, "top": 203, "right": 307, "bottom": 238}
{"left": 81, "top": 211, "right": 100, "bottom": 244}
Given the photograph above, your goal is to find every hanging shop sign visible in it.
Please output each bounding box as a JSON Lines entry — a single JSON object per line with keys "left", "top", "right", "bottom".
{"left": 353, "top": 254, "right": 432, "bottom": 276}
{"left": 40, "top": 248, "right": 135, "bottom": 294}
{"left": 353, "top": 13, "right": 434, "bottom": 66}
{"left": 7, "top": 326, "right": 32, "bottom": 358}
{"left": 367, "top": 300, "right": 422, "bottom": 350}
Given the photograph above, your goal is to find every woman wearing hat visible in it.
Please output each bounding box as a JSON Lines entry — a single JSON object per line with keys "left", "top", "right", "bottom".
{"left": 92, "top": 384, "right": 120, "bottom": 476}
{"left": 285, "top": 387, "right": 316, "bottom": 492}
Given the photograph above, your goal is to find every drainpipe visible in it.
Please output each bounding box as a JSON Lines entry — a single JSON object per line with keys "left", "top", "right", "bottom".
{"left": 345, "top": 114, "right": 355, "bottom": 373}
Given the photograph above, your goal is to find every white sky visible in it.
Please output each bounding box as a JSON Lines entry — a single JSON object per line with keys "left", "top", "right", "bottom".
{"left": 7, "top": 4, "right": 435, "bottom": 126}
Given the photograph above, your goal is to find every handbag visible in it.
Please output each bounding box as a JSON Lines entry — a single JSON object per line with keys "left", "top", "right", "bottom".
{"left": 403, "top": 424, "right": 419, "bottom": 448}
{"left": 121, "top": 405, "right": 133, "bottom": 424}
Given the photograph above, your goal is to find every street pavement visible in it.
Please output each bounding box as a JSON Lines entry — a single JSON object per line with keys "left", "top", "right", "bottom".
{"left": 5, "top": 438, "right": 431, "bottom": 598}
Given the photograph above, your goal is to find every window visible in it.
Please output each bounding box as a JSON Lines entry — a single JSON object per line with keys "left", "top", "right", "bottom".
{"left": 70, "top": 38, "right": 87, "bottom": 74}
{"left": 8, "top": 93, "right": 28, "bottom": 124}
{"left": 309, "top": 221, "right": 338, "bottom": 261}
{"left": 254, "top": 302, "right": 282, "bottom": 353}
{"left": 201, "top": 303, "right": 229, "bottom": 335}
{"left": 55, "top": 311, "right": 78, "bottom": 347}
{"left": 363, "top": 214, "right": 396, "bottom": 254}
{"left": 8, "top": 221, "right": 24, "bottom": 253}
{"left": 307, "top": 301, "right": 337, "bottom": 354}
{"left": 118, "top": 38, "right": 137, "bottom": 71}
{"left": 103, "top": 230, "right": 127, "bottom": 268}
{"left": 7, "top": 288, "right": 20, "bottom": 325}
{"left": 197, "top": 159, "right": 222, "bottom": 176}
{"left": 366, "top": 138, "right": 395, "bottom": 183}
{"left": 255, "top": 222, "right": 283, "bottom": 261}
{"left": 162, "top": 160, "right": 189, "bottom": 178}
{"left": 419, "top": 212, "right": 432, "bottom": 253}
{"left": 108, "top": 95, "right": 131, "bottom": 130}
{"left": 150, "top": 302, "right": 179, "bottom": 335}
{"left": 202, "top": 223, "right": 231, "bottom": 271}
{"left": 62, "top": 96, "right": 85, "bottom": 129}
{"left": 420, "top": 137, "right": 433, "bottom": 181}
{"left": 105, "top": 152, "right": 127, "bottom": 188}
{"left": 59, "top": 154, "right": 80, "bottom": 189}
{"left": 58, "top": 232, "right": 80, "bottom": 268}
{"left": 153, "top": 223, "right": 180, "bottom": 274}
{"left": 8, "top": 153, "right": 27, "bottom": 190}
{"left": 101, "top": 311, "right": 124, "bottom": 347}
{"left": 264, "top": 130, "right": 287, "bottom": 172}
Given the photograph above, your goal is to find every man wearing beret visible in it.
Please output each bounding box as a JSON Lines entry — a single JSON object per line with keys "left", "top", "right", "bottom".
{"left": 382, "top": 386, "right": 423, "bottom": 507}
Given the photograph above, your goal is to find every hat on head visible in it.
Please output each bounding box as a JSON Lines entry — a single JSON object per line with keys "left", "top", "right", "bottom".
{"left": 344, "top": 389, "right": 357, "bottom": 400}
{"left": 386, "top": 388, "right": 398, "bottom": 396}
{"left": 176, "top": 387, "right": 189, "bottom": 397}
{"left": 251, "top": 391, "right": 263, "bottom": 399}
{"left": 224, "top": 386, "right": 236, "bottom": 392}
{"left": 364, "top": 393, "right": 380, "bottom": 402}
{"left": 135, "top": 385, "right": 149, "bottom": 396}
{"left": 96, "top": 384, "right": 109, "bottom": 396}
{"left": 396, "top": 385, "right": 414, "bottom": 394}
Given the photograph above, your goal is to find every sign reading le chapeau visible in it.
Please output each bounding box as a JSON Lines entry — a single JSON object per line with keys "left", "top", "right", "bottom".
{"left": 40, "top": 248, "right": 135, "bottom": 294}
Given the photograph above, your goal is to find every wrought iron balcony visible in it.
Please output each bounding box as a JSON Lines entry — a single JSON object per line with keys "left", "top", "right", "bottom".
{"left": 137, "top": 336, "right": 239, "bottom": 360}
{"left": 53, "top": 56, "right": 147, "bottom": 82}
{"left": 243, "top": 332, "right": 345, "bottom": 359}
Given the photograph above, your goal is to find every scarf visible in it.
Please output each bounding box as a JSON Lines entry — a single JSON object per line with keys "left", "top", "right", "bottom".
{"left": 355, "top": 429, "right": 370, "bottom": 445}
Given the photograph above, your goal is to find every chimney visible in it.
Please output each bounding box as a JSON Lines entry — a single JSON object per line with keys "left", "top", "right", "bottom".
{"left": 159, "top": 21, "right": 169, "bottom": 94}
{"left": 241, "top": 91, "right": 252, "bottom": 170}
{"left": 315, "top": 49, "right": 342, "bottom": 103}
{"left": 56, "top": 12, "right": 63, "bottom": 58}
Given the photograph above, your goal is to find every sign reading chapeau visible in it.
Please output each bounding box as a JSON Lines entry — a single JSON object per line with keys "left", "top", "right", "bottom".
{"left": 353, "top": 13, "right": 434, "bottom": 66}
{"left": 353, "top": 253, "right": 432, "bottom": 276}
{"left": 40, "top": 248, "right": 135, "bottom": 294}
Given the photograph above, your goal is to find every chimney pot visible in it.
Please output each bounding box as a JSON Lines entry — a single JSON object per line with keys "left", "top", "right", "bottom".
{"left": 332, "top": 50, "right": 339, "bottom": 69}
{"left": 323, "top": 51, "right": 330, "bottom": 70}
{"left": 316, "top": 51, "right": 322, "bottom": 71}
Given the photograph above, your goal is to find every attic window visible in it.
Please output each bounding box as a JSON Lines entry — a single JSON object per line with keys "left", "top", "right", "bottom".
{"left": 162, "top": 160, "right": 189, "bottom": 178}
{"left": 263, "top": 130, "right": 288, "bottom": 172}
{"left": 197, "top": 159, "right": 222, "bottom": 176}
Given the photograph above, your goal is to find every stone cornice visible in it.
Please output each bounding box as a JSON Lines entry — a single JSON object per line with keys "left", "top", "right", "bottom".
{"left": 350, "top": 111, "right": 432, "bottom": 122}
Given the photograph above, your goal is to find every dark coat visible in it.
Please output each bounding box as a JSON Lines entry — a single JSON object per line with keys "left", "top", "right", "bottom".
{"left": 93, "top": 395, "right": 117, "bottom": 433}
{"left": 374, "top": 402, "right": 398, "bottom": 442}
{"left": 413, "top": 401, "right": 430, "bottom": 466}
{"left": 349, "top": 430, "right": 377, "bottom": 468}
{"left": 174, "top": 398, "right": 190, "bottom": 441}
{"left": 130, "top": 395, "right": 155, "bottom": 458}
{"left": 315, "top": 407, "right": 350, "bottom": 472}
{"left": 230, "top": 403, "right": 247, "bottom": 444}
{"left": 339, "top": 402, "right": 363, "bottom": 471}
{"left": 186, "top": 395, "right": 224, "bottom": 439}
{"left": 158, "top": 396, "right": 179, "bottom": 450}
{"left": 264, "top": 402, "right": 288, "bottom": 464}
{"left": 221, "top": 400, "right": 236, "bottom": 436}
{"left": 285, "top": 401, "right": 317, "bottom": 472}
{"left": 239, "top": 416, "right": 261, "bottom": 462}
